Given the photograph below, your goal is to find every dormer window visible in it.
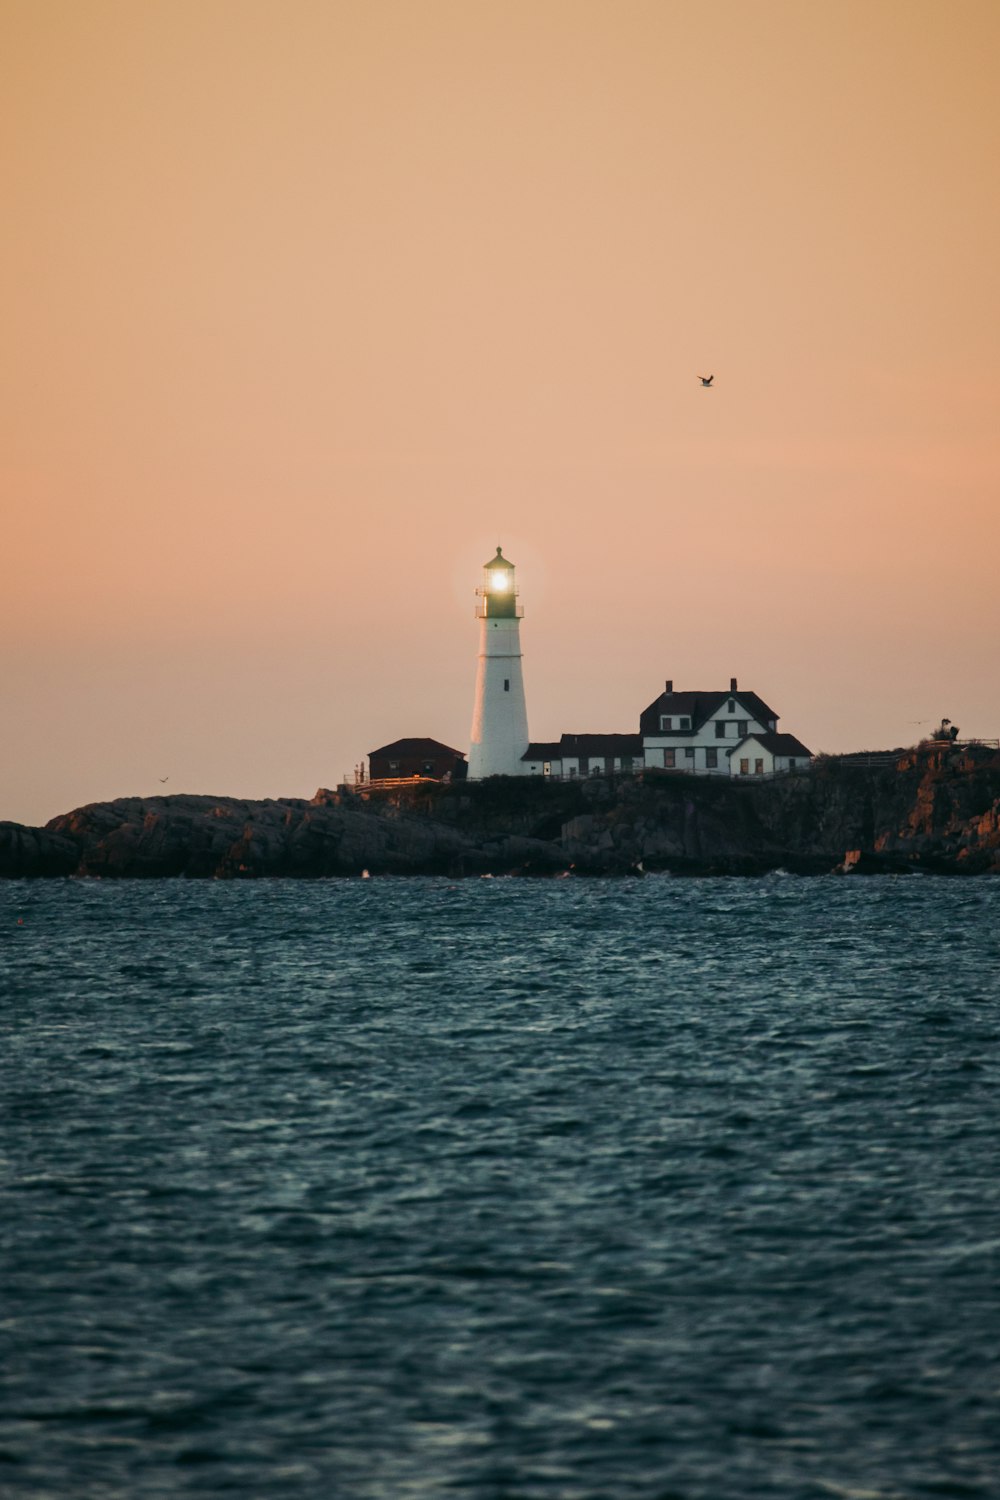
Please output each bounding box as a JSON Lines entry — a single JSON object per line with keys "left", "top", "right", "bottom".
{"left": 679, "top": 717, "right": 690, "bottom": 729}
{"left": 660, "top": 716, "right": 672, "bottom": 731}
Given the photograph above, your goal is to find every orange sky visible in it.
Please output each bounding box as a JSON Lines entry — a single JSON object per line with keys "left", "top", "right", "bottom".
{"left": 4, "top": 0, "right": 999, "bottom": 826}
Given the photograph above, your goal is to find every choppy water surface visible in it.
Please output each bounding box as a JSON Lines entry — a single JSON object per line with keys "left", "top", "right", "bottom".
{"left": 2, "top": 876, "right": 1000, "bottom": 1499}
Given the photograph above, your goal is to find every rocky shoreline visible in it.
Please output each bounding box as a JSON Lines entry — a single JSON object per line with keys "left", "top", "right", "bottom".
{"left": 2, "top": 745, "right": 999, "bottom": 879}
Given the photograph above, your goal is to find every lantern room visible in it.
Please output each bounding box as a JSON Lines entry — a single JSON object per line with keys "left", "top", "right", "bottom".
{"left": 475, "top": 547, "right": 522, "bottom": 620}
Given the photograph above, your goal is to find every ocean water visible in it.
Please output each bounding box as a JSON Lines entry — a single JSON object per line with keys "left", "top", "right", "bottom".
{"left": 2, "top": 875, "right": 1000, "bottom": 1500}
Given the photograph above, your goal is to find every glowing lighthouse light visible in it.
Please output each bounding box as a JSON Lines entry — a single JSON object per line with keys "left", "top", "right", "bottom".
{"left": 468, "top": 546, "right": 530, "bottom": 779}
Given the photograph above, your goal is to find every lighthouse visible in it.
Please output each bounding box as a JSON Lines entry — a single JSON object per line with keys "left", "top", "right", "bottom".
{"left": 468, "top": 547, "right": 530, "bottom": 779}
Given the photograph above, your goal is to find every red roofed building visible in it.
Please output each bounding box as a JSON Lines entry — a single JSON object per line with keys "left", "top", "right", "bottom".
{"left": 368, "top": 738, "right": 467, "bottom": 782}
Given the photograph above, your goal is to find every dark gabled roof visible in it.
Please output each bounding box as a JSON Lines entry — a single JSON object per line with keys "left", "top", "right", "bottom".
{"left": 521, "top": 732, "right": 643, "bottom": 762}
{"left": 639, "top": 687, "right": 778, "bottom": 736}
{"left": 558, "top": 733, "right": 644, "bottom": 755}
{"left": 727, "top": 732, "right": 812, "bottom": 758}
{"left": 522, "top": 741, "right": 563, "bottom": 760}
{"left": 369, "top": 737, "right": 465, "bottom": 759}
{"left": 638, "top": 691, "right": 703, "bottom": 735}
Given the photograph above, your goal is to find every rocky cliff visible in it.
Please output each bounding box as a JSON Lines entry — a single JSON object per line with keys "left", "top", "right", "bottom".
{"left": 2, "top": 744, "right": 999, "bottom": 878}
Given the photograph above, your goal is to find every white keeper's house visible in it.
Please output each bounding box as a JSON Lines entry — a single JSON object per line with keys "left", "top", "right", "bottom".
{"left": 465, "top": 548, "right": 812, "bottom": 781}
{"left": 520, "top": 680, "right": 812, "bottom": 781}
{"left": 638, "top": 679, "right": 812, "bottom": 778}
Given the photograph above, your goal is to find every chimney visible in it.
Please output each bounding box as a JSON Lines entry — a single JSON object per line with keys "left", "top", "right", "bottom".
{"left": 730, "top": 677, "right": 738, "bottom": 692}
{"left": 665, "top": 679, "right": 673, "bottom": 695}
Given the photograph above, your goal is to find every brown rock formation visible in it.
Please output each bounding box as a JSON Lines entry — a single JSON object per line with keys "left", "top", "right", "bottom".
{"left": 38, "top": 792, "right": 567, "bottom": 879}
{"left": 0, "top": 822, "right": 79, "bottom": 877}
{"left": 2, "top": 744, "right": 998, "bottom": 878}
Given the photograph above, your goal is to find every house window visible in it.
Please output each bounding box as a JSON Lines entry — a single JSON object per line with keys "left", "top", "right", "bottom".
{"left": 715, "top": 721, "right": 726, "bottom": 738}
{"left": 738, "top": 721, "right": 748, "bottom": 738}
{"left": 389, "top": 761, "right": 399, "bottom": 772}
{"left": 727, "top": 699, "right": 735, "bottom": 713}
{"left": 679, "top": 717, "right": 690, "bottom": 729}
{"left": 684, "top": 747, "right": 694, "bottom": 760}
{"left": 788, "top": 758, "right": 796, "bottom": 768}
{"left": 543, "top": 762, "right": 551, "bottom": 776}
{"left": 504, "top": 678, "right": 510, "bottom": 692}
{"left": 621, "top": 755, "right": 632, "bottom": 771}
{"left": 754, "top": 759, "right": 764, "bottom": 775}
{"left": 705, "top": 748, "right": 718, "bottom": 768}
{"left": 740, "top": 758, "right": 750, "bottom": 774}
{"left": 664, "top": 749, "right": 676, "bottom": 768}
{"left": 660, "top": 716, "right": 672, "bottom": 730}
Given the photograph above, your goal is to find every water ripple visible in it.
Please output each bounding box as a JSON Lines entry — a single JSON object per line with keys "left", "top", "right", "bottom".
{"left": 2, "top": 876, "right": 1000, "bottom": 1497}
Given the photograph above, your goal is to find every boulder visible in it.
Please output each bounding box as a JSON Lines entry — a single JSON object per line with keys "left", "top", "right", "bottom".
{"left": 0, "top": 822, "right": 79, "bottom": 877}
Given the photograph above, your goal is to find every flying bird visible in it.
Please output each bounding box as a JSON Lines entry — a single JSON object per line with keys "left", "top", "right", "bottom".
{"left": 159, "top": 777, "right": 169, "bottom": 783}
{"left": 698, "top": 375, "right": 714, "bottom": 387}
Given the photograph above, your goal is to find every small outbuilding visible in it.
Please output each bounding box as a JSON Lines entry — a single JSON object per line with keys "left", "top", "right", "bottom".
{"left": 368, "top": 738, "right": 467, "bottom": 782}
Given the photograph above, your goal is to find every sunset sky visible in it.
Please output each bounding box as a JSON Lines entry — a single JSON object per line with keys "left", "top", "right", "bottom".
{"left": 4, "top": 0, "right": 999, "bottom": 826}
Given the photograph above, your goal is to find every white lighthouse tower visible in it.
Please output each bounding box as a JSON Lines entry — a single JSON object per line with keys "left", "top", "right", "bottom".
{"left": 468, "top": 546, "right": 530, "bottom": 779}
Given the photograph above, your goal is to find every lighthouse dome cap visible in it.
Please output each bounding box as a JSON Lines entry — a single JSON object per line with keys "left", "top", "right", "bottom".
{"left": 484, "top": 546, "right": 515, "bottom": 570}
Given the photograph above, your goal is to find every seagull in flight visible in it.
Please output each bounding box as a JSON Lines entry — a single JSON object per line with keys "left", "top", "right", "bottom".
{"left": 159, "top": 776, "right": 169, "bottom": 783}
{"left": 698, "top": 375, "right": 714, "bottom": 387}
